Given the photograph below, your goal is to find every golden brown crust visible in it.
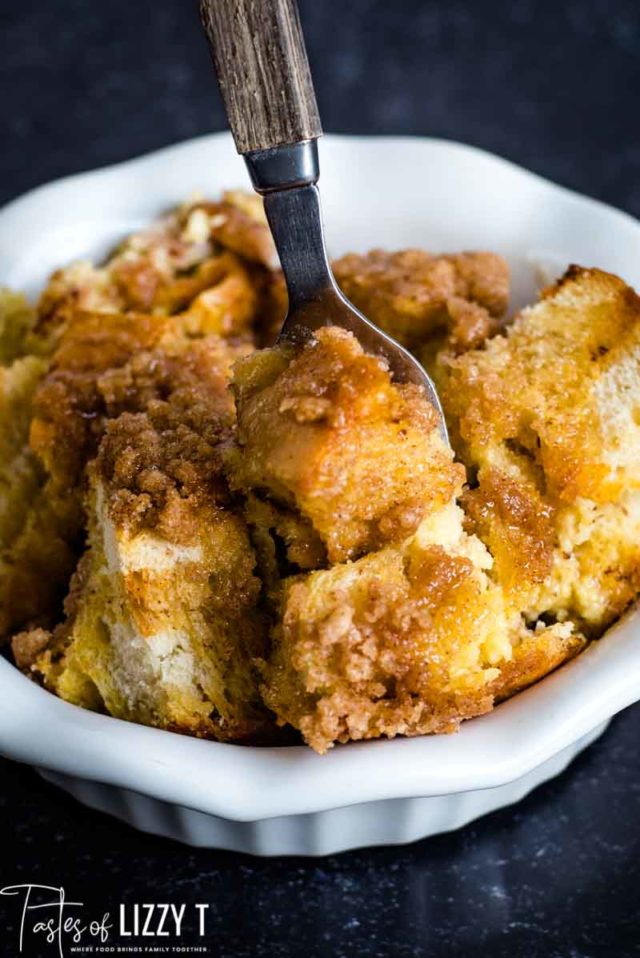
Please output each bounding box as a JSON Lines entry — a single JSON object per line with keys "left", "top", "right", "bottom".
{"left": 0, "top": 349, "right": 77, "bottom": 641}
{"left": 95, "top": 343, "right": 236, "bottom": 544}
{"left": 228, "top": 326, "right": 464, "bottom": 564}
{"left": 490, "top": 627, "right": 586, "bottom": 702}
{"left": 461, "top": 466, "right": 556, "bottom": 601}
{"left": 333, "top": 249, "right": 508, "bottom": 354}
{"left": 444, "top": 266, "right": 640, "bottom": 501}
{"left": 197, "top": 192, "right": 276, "bottom": 267}
{"left": 3, "top": 310, "right": 251, "bottom": 643}
{"left": 12, "top": 627, "right": 53, "bottom": 670}
{"left": 443, "top": 266, "right": 640, "bottom": 630}
{"left": 0, "top": 289, "right": 38, "bottom": 364}
{"left": 445, "top": 252, "right": 510, "bottom": 317}
{"left": 2, "top": 191, "right": 273, "bottom": 646}
{"left": 16, "top": 320, "right": 277, "bottom": 744}
{"left": 262, "top": 534, "right": 519, "bottom": 753}
{"left": 34, "top": 194, "right": 272, "bottom": 351}
{"left": 31, "top": 311, "right": 250, "bottom": 492}
{"left": 0, "top": 485, "right": 79, "bottom": 639}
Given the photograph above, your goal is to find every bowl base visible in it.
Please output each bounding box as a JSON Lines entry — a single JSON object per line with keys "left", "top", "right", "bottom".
{"left": 37, "top": 720, "right": 608, "bottom": 856}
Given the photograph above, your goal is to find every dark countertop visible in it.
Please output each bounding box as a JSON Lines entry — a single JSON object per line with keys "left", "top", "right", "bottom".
{"left": 2, "top": 1, "right": 640, "bottom": 955}
{"left": 2, "top": 709, "right": 640, "bottom": 957}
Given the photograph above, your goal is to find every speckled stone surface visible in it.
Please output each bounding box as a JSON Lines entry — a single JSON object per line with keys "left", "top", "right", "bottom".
{"left": 2, "top": 0, "right": 640, "bottom": 955}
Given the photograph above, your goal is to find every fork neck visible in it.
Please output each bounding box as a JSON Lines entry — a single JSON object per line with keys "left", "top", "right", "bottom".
{"left": 244, "top": 140, "right": 337, "bottom": 305}
{"left": 244, "top": 138, "right": 320, "bottom": 193}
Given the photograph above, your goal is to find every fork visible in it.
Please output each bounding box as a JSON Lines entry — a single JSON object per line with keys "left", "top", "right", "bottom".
{"left": 199, "top": 0, "right": 448, "bottom": 441}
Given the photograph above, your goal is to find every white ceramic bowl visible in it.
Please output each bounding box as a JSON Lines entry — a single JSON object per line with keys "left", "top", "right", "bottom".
{"left": 2, "top": 134, "right": 640, "bottom": 857}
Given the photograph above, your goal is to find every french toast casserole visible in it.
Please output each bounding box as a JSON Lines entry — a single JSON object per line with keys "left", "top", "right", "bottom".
{"left": 3, "top": 191, "right": 639, "bottom": 752}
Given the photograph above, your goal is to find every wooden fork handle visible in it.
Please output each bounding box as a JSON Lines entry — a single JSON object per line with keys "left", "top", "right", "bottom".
{"left": 199, "top": 0, "right": 322, "bottom": 155}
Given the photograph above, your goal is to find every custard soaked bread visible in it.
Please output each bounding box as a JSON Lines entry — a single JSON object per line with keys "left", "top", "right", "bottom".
{"left": 2, "top": 305, "right": 252, "bottom": 642}
{"left": 0, "top": 289, "right": 40, "bottom": 363}
{"left": 4, "top": 194, "right": 280, "bottom": 736}
{"left": 229, "top": 326, "right": 584, "bottom": 751}
{"left": 262, "top": 500, "right": 583, "bottom": 753}
{"left": 0, "top": 290, "right": 73, "bottom": 638}
{"left": 227, "top": 326, "right": 464, "bottom": 567}
{"left": 13, "top": 329, "right": 272, "bottom": 742}
{"left": 0, "top": 293, "right": 43, "bottom": 545}
{"left": 333, "top": 250, "right": 509, "bottom": 355}
{"left": 443, "top": 266, "right": 640, "bottom": 633}
{"left": 1, "top": 192, "right": 270, "bottom": 641}
{"left": 1, "top": 311, "right": 185, "bottom": 640}
{"left": 36, "top": 192, "right": 275, "bottom": 350}
{"left": 6, "top": 191, "right": 640, "bottom": 753}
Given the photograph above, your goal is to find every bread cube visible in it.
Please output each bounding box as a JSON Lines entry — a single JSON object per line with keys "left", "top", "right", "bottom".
{"left": 14, "top": 378, "right": 273, "bottom": 742}
{"left": 263, "top": 502, "right": 583, "bottom": 752}
{"left": 228, "top": 326, "right": 464, "bottom": 565}
{"left": 333, "top": 249, "right": 509, "bottom": 354}
{"left": 444, "top": 266, "right": 640, "bottom": 631}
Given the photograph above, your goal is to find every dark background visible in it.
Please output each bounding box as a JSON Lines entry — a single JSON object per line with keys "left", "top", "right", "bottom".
{"left": 1, "top": 1, "right": 640, "bottom": 955}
